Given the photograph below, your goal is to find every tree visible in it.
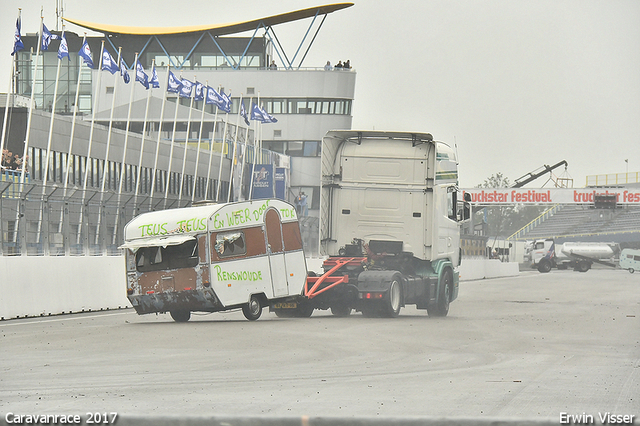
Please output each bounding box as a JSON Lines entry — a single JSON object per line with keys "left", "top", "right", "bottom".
{"left": 475, "top": 173, "right": 546, "bottom": 238}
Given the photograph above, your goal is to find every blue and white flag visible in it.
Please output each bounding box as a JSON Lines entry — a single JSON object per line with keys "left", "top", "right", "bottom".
{"left": 101, "top": 50, "right": 118, "bottom": 74}
{"left": 41, "top": 23, "right": 54, "bottom": 51}
{"left": 136, "top": 61, "right": 149, "bottom": 89}
{"left": 78, "top": 39, "right": 93, "bottom": 68}
{"left": 120, "top": 58, "right": 130, "bottom": 84}
{"left": 251, "top": 103, "right": 265, "bottom": 122}
{"left": 194, "top": 81, "right": 204, "bottom": 102}
{"left": 11, "top": 16, "right": 24, "bottom": 56}
{"left": 57, "top": 32, "right": 69, "bottom": 61}
{"left": 264, "top": 109, "right": 278, "bottom": 123}
{"left": 220, "top": 89, "right": 232, "bottom": 113}
{"left": 179, "top": 78, "right": 193, "bottom": 98}
{"left": 150, "top": 65, "right": 160, "bottom": 89}
{"left": 167, "top": 71, "right": 182, "bottom": 93}
{"left": 205, "top": 86, "right": 217, "bottom": 105}
{"left": 206, "top": 86, "right": 225, "bottom": 110}
{"left": 240, "top": 102, "right": 250, "bottom": 126}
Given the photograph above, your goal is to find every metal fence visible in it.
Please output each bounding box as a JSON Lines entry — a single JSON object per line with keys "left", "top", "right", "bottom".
{"left": 0, "top": 179, "right": 319, "bottom": 257}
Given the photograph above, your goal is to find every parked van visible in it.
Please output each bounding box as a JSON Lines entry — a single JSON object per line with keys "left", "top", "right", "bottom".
{"left": 120, "top": 199, "right": 307, "bottom": 321}
{"left": 620, "top": 248, "right": 640, "bottom": 273}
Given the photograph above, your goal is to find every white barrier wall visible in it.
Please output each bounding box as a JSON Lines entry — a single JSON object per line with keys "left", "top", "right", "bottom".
{"left": 0, "top": 256, "right": 129, "bottom": 320}
{"left": 0, "top": 256, "right": 520, "bottom": 320}
{"left": 458, "top": 258, "right": 520, "bottom": 281}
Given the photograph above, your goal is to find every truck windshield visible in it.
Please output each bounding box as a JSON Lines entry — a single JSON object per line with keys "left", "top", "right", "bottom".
{"left": 135, "top": 239, "right": 198, "bottom": 272}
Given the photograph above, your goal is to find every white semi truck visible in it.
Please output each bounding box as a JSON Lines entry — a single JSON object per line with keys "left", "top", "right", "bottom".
{"left": 529, "top": 239, "right": 619, "bottom": 273}
{"left": 281, "top": 130, "right": 461, "bottom": 317}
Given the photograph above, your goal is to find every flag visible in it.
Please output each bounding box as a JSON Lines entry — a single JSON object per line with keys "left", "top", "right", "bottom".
{"left": 205, "top": 86, "right": 217, "bottom": 105}
{"left": 220, "top": 89, "right": 231, "bottom": 113}
{"left": 57, "top": 31, "right": 69, "bottom": 61}
{"left": 194, "top": 81, "right": 204, "bottom": 102}
{"left": 78, "top": 39, "right": 93, "bottom": 68}
{"left": 101, "top": 50, "right": 118, "bottom": 74}
{"left": 41, "top": 23, "right": 54, "bottom": 51}
{"left": 167, "top": 70, "right": 182, "bottom": 93}
{"left": 150, "top": 65, "right": 160, "bottom": 88}
{"left": 251, "top": 103, "right": 265, "bottom": 122}
{"left": 240, "top": 102, "right": 250, "bottom": 126}
{"left": 179, "top": 78, "right": 193, "bottom": 98}
{"left": 260, "top": 106, "right": 277, "bottom": 123}
{"left": 135, "top": 60, "right": 149, "bottom": 89}
{"left": 11, "top": 16, "right": 24, "bottom": 56}
{"left": 206, "top": 86, "right": 226, "bottom": 110}
{"left": 120, "top": 58, "right": 130, "bottom": 84}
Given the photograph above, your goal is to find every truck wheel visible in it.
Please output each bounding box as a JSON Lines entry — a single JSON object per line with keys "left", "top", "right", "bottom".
{"left": 427, "top": 269, "right": 451, "bottom": 317}
{"left": 537, "top": 259, "right": 552, "bottom": 273}
{"left": 242, "top": 295, "right": 262, "bottom": 321}
{"left": 629, "top": 268, "right": 635, "bottom": 274}
{"left": 293, "top": 303, "right": 314, "bottom": 318}
{"left": 575, "top": 261, "right": 590, "bottom": 272}
{"left": 170, "top": 310, "right": 191, "bottom": 322}
{"left": 331, "top": 305, "right": 352, "bottom": 317}
{"left": 382, "top": 278, "right": 402, "bottom": 318}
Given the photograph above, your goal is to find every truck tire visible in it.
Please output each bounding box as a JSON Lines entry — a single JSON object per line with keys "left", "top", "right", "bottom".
{"left": 242, "top": 295, "right": 262, "bottom": 321}
{"left": 427, "top": 269, "right": 451, "bottom": 317}
{"left": 330, "top": 305, "right": 352, "bottom": 317}
{"left": 629, "top": 268, "right": 635, "bottom": 274}
{"left": 537, "top": 259, "right": 552, "bottom": 273}
{"left": 170, "top": 310, "right": 191, "bottom": 322}
{"left": 575, "top": 261, "right": 590, "bottom": 273}
{"left": 382, "top": 277, "right": 402, "bottom": 318}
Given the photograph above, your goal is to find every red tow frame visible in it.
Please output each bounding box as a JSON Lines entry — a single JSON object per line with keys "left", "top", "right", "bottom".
{"left": 304, "top": 257, "right": 366, "bottom": 299}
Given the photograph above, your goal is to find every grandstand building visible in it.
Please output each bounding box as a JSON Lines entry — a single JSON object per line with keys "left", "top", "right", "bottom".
{"left": 0, "top": 3, "right": 355, "bottom": 256}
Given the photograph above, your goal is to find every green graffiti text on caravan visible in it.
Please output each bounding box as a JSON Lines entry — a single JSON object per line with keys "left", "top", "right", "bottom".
{"left": 214, "top": 265, "right": 263, "bottom": 282}
{"left": 138, "top": 217, "right": 207, "bottom": 237}
{"left": 213, "top": 200, "right": 271, "bottom": 230}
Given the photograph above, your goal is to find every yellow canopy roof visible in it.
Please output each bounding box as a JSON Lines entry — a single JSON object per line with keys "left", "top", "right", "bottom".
{"left": 63, "top": 3, "right": 353, "bottom": 36}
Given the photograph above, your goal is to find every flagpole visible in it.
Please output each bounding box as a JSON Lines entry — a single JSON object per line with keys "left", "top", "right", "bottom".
{"left": 238, "top": 96, "right": 252, "bottom": 201}
{"left": 191, "top": 80, "right": 207, "bottom": 203}
{"left": 148, "top": 65, "right": 169, "bottom": 211}
{"left": 37, "top": 25, "right": 66, "bottom": 250}
{"left": 249, "top": 93, "right": 260, "bottom": 200}
{"left": 62, "top": 33, "right": 86, "bottom": 191}
{"left": 1, "top": 8, "right": 20, "bottom": 161}
{"left": 82, "top": 40, "right": 105, "bottom": 192}
{"left": 95, "top": 47, "right": 122, "bottom": 247}
{"left": 19, "top": 8, "right": 44, "bottom": 185}
{"left": 178, "top": 78, "right": 195, "bottom": 205}
{"left": 112, "top": 52, "right": 138, "bottom": 245}
{"left": 59, "top": 33, "right": 87, "bottom": 242}
{"left": 100, "top": 47, "right": 121, "bottom": 193}
{"left": 134, "top": 59, "right": 155, "bottom": 214}
{"left": 227, "top": 93, "right": 243, "bottom": 202}
{"left": 78, "top": 40, "right": 104, "bottom": 251}
{"left": 216, "top": 88, "right": 230, "bottom": 201}
{"left": 204, "top": 93, "right": 219, "bottom": 200}
{"left": 162, "top": 73, "right": 182, "bottom": 209}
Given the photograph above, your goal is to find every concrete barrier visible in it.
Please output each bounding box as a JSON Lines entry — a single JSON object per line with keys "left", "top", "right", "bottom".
{"left": 0, "top": 256, "right": 521, "bottom": 320}
{"left": 0, "top": 256, "right": 129, "bottom": 320}
{"left": 458, "top": 258, "right": 520, "bottom": 281}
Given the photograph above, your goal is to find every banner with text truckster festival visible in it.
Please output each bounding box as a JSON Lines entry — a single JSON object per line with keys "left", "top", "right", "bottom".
{"left": 461, "top": 188, "right": 640, "bottom": 205}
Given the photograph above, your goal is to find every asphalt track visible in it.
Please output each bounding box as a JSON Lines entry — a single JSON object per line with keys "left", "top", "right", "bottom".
{"left": 0, "top": 269, "right": 638, "bottom": 423}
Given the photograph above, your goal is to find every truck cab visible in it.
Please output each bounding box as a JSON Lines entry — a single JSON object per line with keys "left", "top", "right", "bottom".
{"left": 306, "top": 130, "right": 461, "bottom": 317}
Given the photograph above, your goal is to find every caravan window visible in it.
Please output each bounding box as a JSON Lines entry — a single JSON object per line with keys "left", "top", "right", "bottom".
{"left": 135, "top": 239, "right": 198, "bottom": 272}
{"left": 215, "top": 232, "right": 247, "bottom": 258}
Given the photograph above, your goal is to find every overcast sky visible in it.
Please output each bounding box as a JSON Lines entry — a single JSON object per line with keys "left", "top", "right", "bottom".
{"left": 1, "top": 0, "right": 639, "bottom": 188}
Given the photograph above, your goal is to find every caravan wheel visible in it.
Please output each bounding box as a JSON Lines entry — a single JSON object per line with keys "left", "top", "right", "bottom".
{"left": 170, "top": 310, "right": 191, "bottom": 322}
{"left": 242, "top": 295, "right": 262, "bottom": 321}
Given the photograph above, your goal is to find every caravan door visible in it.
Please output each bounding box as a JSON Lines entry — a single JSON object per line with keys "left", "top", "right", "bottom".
{"left": 265, "top": 208, "right": 289, "bottom": 296}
